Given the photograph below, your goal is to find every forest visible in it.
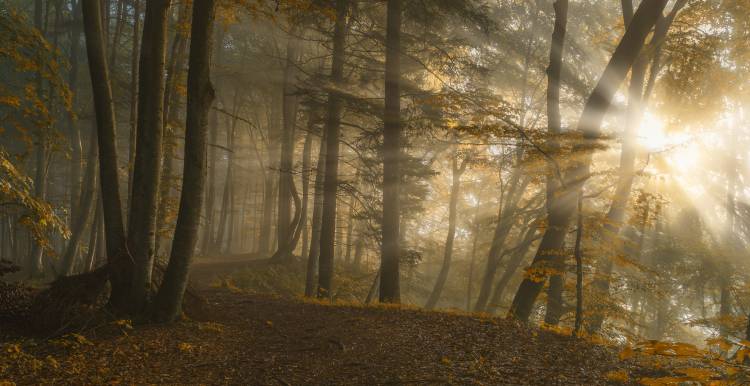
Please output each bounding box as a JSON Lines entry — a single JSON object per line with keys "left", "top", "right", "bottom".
{"left": 2, "top": 0, "right": 750, "bottom": 384}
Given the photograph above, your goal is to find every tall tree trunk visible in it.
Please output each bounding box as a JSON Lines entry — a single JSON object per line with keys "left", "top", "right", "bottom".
{"left": 425, "top": 152, "right": 466, "bottom": 309}
{"left": 317, "top": 0, "right": 348, "bottom": 298}
{"left": 85, "top": 196, "right": 103, "bottom": 272}
{"left": 28, "top": 0, "right": 47, "bottom": 277}
{"left": 540, "top": 0, "right": 569, "bottom": 326}
{"left": 156, "top": 2, "right": 191, "bottom": 256}
{"left": 60, "top": 131, "right": 98, "bottom": 276}
{"left": 305, "top": 134, "right": 326, "bottom": 297}
{"left": 473, "top": 171, "right": 528, "bottom": 312}
{"left": 68, "top": 0, "right": 83, "bottom": 224}
{"left": 508, "top": 0, "right": 667, "bottom": 322}
{"left": 108, "top": 0, "right": 125, "bottom": 73}
{"left": 276, "top": 33, "right": 300, "bottom": 257}
{"left": 153, "top": 0, "right": 217, "bottom": 323}
{"left": 300, "top": 125, "right": 315, "bottom": 260}
{"left": 465, "top": 197, "right": 482, "bottom": 311}
{"left": 485, "top": 218, "right": 541, "bottom": 314}
{"left": 81, "top": 0, "right": 130, "bottom": 309}
{"left": 128, "top": 0, "right": 141, "bottom": 212}
{"left": 201, "top": 110, "right": 219, "bottom": 254}
{"left": 586, "top": 0, "right": 687, "bottom": 333}
{"left": 259, "top": 98, "right": 281, "bottom": 255}
{"left": 573, "top": 192, "right": 584, "bottom": 335}
{"left": 379, "top": 0, "right": 402, "bottom": 303}
{"left": 216, "top": 115, "right": 235, "bottom": 254}
{"left": 127, "top": 0, "right": 171, "bottom": 313}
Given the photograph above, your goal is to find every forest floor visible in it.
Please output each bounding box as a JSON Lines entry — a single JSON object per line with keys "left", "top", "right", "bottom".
{"left": 0, "top": 257, "right": 732, "bottom": 385}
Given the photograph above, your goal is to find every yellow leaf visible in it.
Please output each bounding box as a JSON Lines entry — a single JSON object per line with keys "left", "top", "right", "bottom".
{"left": 177, "top": 342, "right": 194, "bottom": 353}
{"left": 606, "top": 370, "right": 629, "bottom": 382}
{"left": 619, "top": 346, "right": 635, "bottom": 360}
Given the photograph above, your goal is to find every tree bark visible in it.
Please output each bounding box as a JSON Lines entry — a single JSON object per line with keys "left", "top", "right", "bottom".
{"left": 128, "top": 0, "right": 141, "bottom": 212}
{"left": 508, "top": 0, "right": 667, "bottom": 322}
{"left": 81, "top": 0, "right": 131, "bottom": 310}
{"left": 152, "top": 0, "right": 216, "bottom": 323}
{"left": 379, "top": 0, "right": 402, "bottom": 304}
{"left": 127, "top": 0, "right": 171, "bottom": 313}
{"left": 317, "top": 0, "right": 348, "bottom": 299}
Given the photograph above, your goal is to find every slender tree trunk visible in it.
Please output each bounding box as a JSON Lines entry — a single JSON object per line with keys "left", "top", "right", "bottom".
{"left": 276, "top": 33, "right": 300, "bottom": 256}
{"left": 300, "top": 124, "right": 315, "bottom": 260}
{"left": 215, "top": 114, "right": 235, "bottom": 253}
{"left": 425, "top": 153, "right": 465, "bottom": 309}
{"left": 156, "top": 2, "right": 190, "bottom": 256}
{"left": 485, "top": 218, "right": 541, "bottom": 314}
{"left": 508, "top": 0, "right": 667, "bottom": 322}
{"left": 85, "top": 196, "right": 103, "bottom": 272}
{"left": 465, "top": 199, "right": 482, "bottom": 311}
{"left": 108, "top": 0, "right": 125, "bottom": 73}
{"left": 68, "top": 0, "right": 83, "bottom": 223}
{"left": 317, "top": 0, "right": 348, "bottom": 298}
{"left": 201, "top": 110, "right": 218, "bottom": 254}
{"left": 344, "top": 198, "right": 355, "bottom": 264}
{"left": 60, "top": 131, "right": 98, "bottom": 276}
{"left": 573, "top": 192, "right": 584, "bottom": 335}
{"left": 81, "top": 0, "right": 131, "bottom": 310}
{"left": 259, "top": 99, "right": 281, "bottom": 255}
{"left": 305, "top": 135, "right": 326, "bottom": 297}
{"left": 153, "top": 0, "right": 216, "bottom": 323}
{"left": 379, "top": 0, "right": 402, "bottom": 303}
{"left": 127, "top": 0, "right": 171, "bottom": 313}
{"left": 473, "top": 172, "right": 528, "bottom": 312}
{"left": 128, "top": 0, "right": 141, "bottom": 211}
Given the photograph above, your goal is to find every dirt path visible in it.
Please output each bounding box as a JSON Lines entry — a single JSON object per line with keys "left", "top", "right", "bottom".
{"left": 0, "top": 259, "right": 639, "bottom": 385}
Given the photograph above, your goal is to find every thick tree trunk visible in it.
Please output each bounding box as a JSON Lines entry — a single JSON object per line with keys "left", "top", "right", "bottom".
{"left": 425, "top": 153, "right": 465, "bottom": 309}
{"left": 152, "top": 0, "right": 216, "bottom": 323}
{"left": 379, "top": 0, "right": 402, "bottom": 303}
{"left": 540, "top": 0, "right": 569, "bottom": 327}
{"left": 508, "top": 0, "right": 667, "bottom": 322}
{"left": 317, "top": 0, "right": 348, "bottom": 298}
{"left": 81, "top": 0, "right": 130, "bottom": 309}
{"left": 127, "top": 0, "right": 171, "bottom": 313}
